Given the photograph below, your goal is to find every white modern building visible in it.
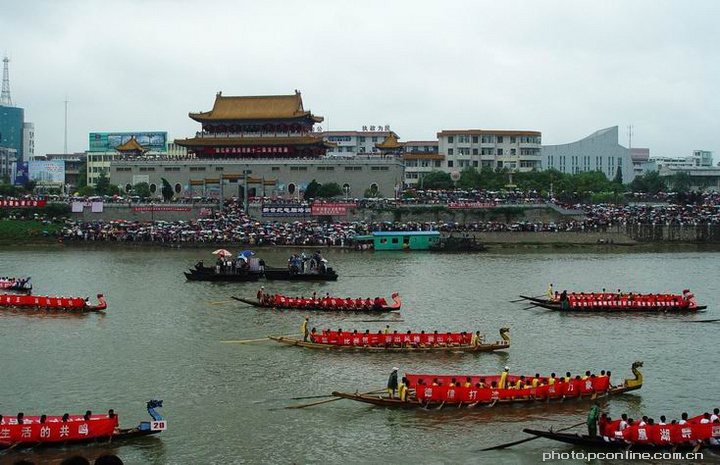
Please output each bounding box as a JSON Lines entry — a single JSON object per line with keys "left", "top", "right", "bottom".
{"left": 314, "top": 128, "right": 397, "bottom": 157}
{"left": 402, "top": 141, "right": 442, "bottom": 186}
{"left": 0, "top": 146, "right": 17, "bottom": 181}
{"left": 651, "top": 150, "right": 713, "bottom": 170}
{"left": 542, "top": 126, "right": 634, "bottom": 183}
{"left": 437, "top": 129, "right": 542, "bottom": 172}
{"left": 22, "top": 122, "right": 34, "bottom": 160}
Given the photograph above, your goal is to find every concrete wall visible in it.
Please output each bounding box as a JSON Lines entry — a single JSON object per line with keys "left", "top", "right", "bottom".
{"left": 69, "top": 203, "right": 217, "bottom": 222}
{"left": 109, "top": 157, "right": 404, "bottom": 199}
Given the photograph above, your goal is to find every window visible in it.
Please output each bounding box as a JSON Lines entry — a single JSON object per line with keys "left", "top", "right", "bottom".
{"left": 288, "top": 183, "right": 296, "bottom": 194}
{"left": 458, "top": 135, "right": 470, "bottom": 144}
{"left": 497, "top": 149, "right": 504, "bottom": 156}
{"left": 189, "top": 167, "right": 206, "bottom": 171}
{"left": 371, "top": 166, "right": 389, "bottom": 171}
{"left": 481, "top": 135, "right": 494, "bottom": 143}
{"left": 317, "top": 166, "right": 335, "bottom": 171}
{"left": 391, "top": 238, "right": 399, "bottom": 244}
{"left": 372, "top": 137, "right": 378, "bottom": 142}
{"left": 472, "top": 136, "right": 479, "bottom": 144}
{"left": 434, "top": 161, "right": 441, "bottom": 168}
{"left": 448, "top": 148, "right": 454, "bottom": 155}
{"left": 150, "top": 183, "right": 157, "bottom": 193}
{"left": 510, "top": 148, "right": 516, "bottom": 155}
{"left": 405, "top": 160, "right": 418, "bottom": 167}
{"left": 481, "top": 148, "right": 494, "bottom": 155}
{"left": 458, "top": 148, "right": 470, "bottom": 155}
{"left": 497, "top": 136, "right": 504, "bottom": 143}
{"left": 510, "top": 136, "right": 516, "bottom": 143}
{"left": 139, "top": 167, "right": 155, "bottom": 172}
{"left": 344, "top": 166, "right": 362, "bottom": 171}
{"left": 271, "top": 167, "right": 280, "bottom": 171}
{"left": 380, "top": 238, "right": 387, "bottom": 244}
{"left": 472, "top": 148, "right": 478, "bottom": 155}
{"left": 448, "top": 136, "right": 454, "bottom": 143}
{"left": 358, "top": 137, "right": 365, "bottom": 142}
{"left": 473, "top": 161, "right": 478, "bottom": 167}
{"left": 115, "top": 167, "right": 131, "bottom": 172}
{"left": 290, "top": 166, "right": 307, "bottom": 171}
{"left": 447, "top": 160, "right": 454, "bottom": 168}
{"left": 215, "top": 167, "right": 224, "bottom": 171}
{"left": 164, "top": 167, "right": 180, "bottom": 171}
{"left": 174, "top": 183, "right": 182, "bottom": 194}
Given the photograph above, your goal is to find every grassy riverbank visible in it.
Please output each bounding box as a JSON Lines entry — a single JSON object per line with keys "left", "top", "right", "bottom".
{"left": 0, "top": 220, "right": 62, "bottom": 245}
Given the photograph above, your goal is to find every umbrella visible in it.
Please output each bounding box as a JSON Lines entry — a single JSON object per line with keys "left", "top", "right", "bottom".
{"left": 212, "top": 249, "right": 231, "bottom": 256}
{"left": 239, "top": 250, "right": 255, "bottom": 257}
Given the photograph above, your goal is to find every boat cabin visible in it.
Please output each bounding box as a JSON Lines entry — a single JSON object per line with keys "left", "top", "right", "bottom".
{"left": 372, "top": 231, "right": 440, "bottom": 251}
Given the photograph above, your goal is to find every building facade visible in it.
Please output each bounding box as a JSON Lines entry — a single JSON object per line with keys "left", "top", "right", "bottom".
{"left": 437, "top": 129, "right": 542, "bottom": 172}
{"left": 0, "top": 105, "right": 23, "bottom": 161}
{"left": 109, "top": 157, "right": 404, "bottom": 199}
{"left": 0, "top": 146, "right": 17, "bottom": 181}
{"left": 402, "top": 141, "right": 442, "bottom": 186}
{"left": 314, "top": 129, "right": 397, "bottom": 157}
{"left": 43, "top": 152, "right": 86, "bottom": 188}
{"left": 22, "top": 122, "right": 34, "bottom": 160}
{"left": 542, "top": 126, "right": 634, "bottom": 182}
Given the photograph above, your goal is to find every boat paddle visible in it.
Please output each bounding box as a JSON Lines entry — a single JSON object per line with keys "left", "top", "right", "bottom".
{"left": 284, "top": 389, "right": 385, "bottom": 410}
{"left": 205, "top": 300, "right": 236, "bottom": 306}
{"left": 510, "top": 295, "right": 544, "bottom": 303}
{"left": 220, "top": 334, "right": 298, "bottom": 344}
{"left": 477, "top": 420, "right": 586, "bottom": 452}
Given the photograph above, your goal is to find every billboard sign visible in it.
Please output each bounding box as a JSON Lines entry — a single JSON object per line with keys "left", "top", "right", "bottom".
{"left": 13, "top": 161, "right": 28, "bottom": 186}
{"left": 311, "top": 202, "right": 356, "bottom": 216}
{"left": 262, "top": 203, "right": 311, "bottom": 217}
{"left": 29, "top": 160, "right": 65, "bottom": 185}
{"left": 88, "top": 132, "right": 167, "bottom": 153}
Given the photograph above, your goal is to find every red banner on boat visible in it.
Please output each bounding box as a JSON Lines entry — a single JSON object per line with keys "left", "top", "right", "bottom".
{"left": 0, "top": 416, "right": 118, "bottom": 444}
{"left": 131, "top": 206, "right": 192, "bottom": 212}
{"left": 311, "top": 203, "right": 356, "bottom": 216}
{"left": 311, "top": 331, "right": 471, "bottom": 346}
{"left": 403, "top": 374, "right": 611, "bottom": 404}
{"left": 620, "top": 422, "right": 720, "bottom": 445}
{"left": 448, "top": 202, "right": 496, "bottom": 209}
{"left": 0, "top": 199, "right": 46, "bottom": 208}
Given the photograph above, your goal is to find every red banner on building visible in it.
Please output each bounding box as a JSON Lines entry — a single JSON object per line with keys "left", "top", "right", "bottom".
{"left": 448, "top": 202, "right": 496, "bottom": 209}
{"left": 311, "top": 203, "right": 356, "bottom": 216}
{"left": 0, "top": 199, "right": 47, "bottom": 208}
{"left": 131, "top": 206, "right": 192, "bottom": 212}
{"left": 0, "top": 416, "right": 118, "bottom": 444}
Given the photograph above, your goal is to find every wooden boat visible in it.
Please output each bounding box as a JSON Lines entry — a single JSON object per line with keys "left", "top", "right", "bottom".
{"left": 0, "top": 399, "right": 166, "bottom": 451}
{"left": 0, "top": 277, "right": 32, "bottom": 294}
{"left": 184, "top": 263, "right": 261, "bottom": 282}
{"left": 525, "top": 411, "right": 720, "bottom": 451}
{"left": 233, "top": 292, "right": 402, "bottom": 312}
{"left": 263, "top": 266, "right": 338, "bottom": 281}
{"left": 268, "top": 327, "right": 510, "bottom": 352}
{"left": 520, "top": 293, "right": 706, "bottom": 313}
{"left": 0, "top": 293, "right": 107, "bottom": 313}
{"left": 331, "top": 362, "right": 644, "bottom": 409}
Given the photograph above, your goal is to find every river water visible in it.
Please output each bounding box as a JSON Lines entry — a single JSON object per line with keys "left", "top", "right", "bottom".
{"left": 1, "top": 246, "right": 719, "bottom": 464}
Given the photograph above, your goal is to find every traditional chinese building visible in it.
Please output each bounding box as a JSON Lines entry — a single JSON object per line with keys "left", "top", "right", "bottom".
{"left": 375, "top": 133, "right": 404, "bottom": 157}
{"left": 175, "top": 91, "right": 334, "bottom": 158}
{"left": 114, "top": 136, "right": 149, "bottom": 157}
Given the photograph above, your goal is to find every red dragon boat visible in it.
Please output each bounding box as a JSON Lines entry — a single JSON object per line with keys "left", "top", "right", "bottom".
{"left": 0, "top": 293, "right": 107, "bottom": 313}
{"left": 0, "top": 400, "right": 165, "bottom": 451}
{"left": 520, "top": 290, "right": 705, "bottom": 313}
{"left": 525, "top": 411, "right": 720, "bottom": 452}
{"left": 332, "top": 362, "right": 643, "bottom": 409}
{"left": 0, "top": 277, "right": 32, "bottom": 294}
{"left": 233, "top": 292, "right": 402, "bottom": 313}
{"left": 269, "top": 327, "right": 510, "bottom": 352}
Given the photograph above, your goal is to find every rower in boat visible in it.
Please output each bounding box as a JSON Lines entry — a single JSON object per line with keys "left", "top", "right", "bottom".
{"left": 301, "top": 316, "right": 310, "bottom": 342}
{"left": 387, "top": 367, "right": 399, "bottom": 399}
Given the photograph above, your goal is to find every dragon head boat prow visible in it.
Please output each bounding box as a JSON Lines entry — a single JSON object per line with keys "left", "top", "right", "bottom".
{"left": 623, "top": 361, "right": 644, "bottom": 388}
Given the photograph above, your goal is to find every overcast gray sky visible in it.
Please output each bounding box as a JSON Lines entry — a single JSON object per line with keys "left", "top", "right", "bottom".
{"left": 2, "top": 0, "right": 718, "bottom": 158}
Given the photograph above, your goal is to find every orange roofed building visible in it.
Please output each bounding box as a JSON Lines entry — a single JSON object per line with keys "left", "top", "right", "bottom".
{"left": 175, "top": 91, "right": 334, "bottom": 159}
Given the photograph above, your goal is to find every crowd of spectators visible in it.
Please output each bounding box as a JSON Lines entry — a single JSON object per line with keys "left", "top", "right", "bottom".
{"left": 4, "top": 189, "right": 720, "bottom": 245}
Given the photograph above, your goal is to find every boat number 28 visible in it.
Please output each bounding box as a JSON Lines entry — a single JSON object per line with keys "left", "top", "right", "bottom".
{"left": 151, "top": 421, "right": 167, "bottom": 431}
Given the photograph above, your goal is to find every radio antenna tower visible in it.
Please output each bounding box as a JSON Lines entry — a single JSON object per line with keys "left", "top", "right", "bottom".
{"left": 1, "top": 56, "right": 13, "bottom": 106}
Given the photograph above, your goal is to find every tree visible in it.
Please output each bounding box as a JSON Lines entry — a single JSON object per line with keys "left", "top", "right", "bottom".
{"left": 457, "top": 167, "right": 482, "bottom": 189}
{"left": 133, "top": 182, "right": 151, "bottom": 198}
{"left": 303, "top": 179, "right": 320, "bottom": 200}
{"left": 316, "top": 182, "right": 343, "bottom": 198}
{"left": 76, "top": 186, "right": 95, "bottom": 197}
{"left": 421, "top": 171, "right": 453, "bottom": 189}
{"left": 613, "top": 166, "right": 623, "bottom": 185}
{"left": 95, "top": 171, "right": 111, "bottom": 196}
{"left": 76, "top": 161, "right": 88, "bottom": 190}
{"left": 364, "top": 186, "right": 382, "bottom": 198}
{"left": 628, "top": 170, "right": 665, "bottom": 194}
{"left": 160, "top": 178, "right": 174, "bottom": 201}
{"left": 670, "top": 172, "right": 692, "bottom": 193}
